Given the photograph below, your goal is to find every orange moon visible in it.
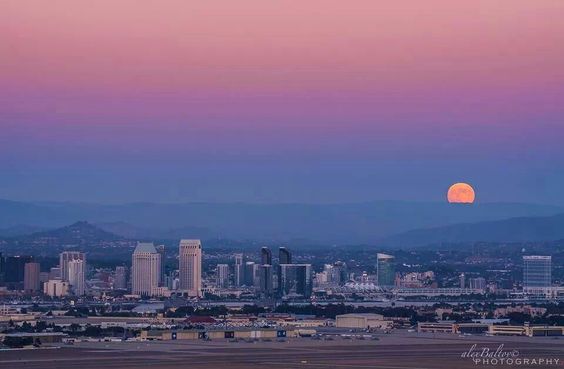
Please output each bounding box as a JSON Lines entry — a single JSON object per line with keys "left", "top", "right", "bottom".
{"left": 447, "top": 183, "right": 475, "bottom": 204}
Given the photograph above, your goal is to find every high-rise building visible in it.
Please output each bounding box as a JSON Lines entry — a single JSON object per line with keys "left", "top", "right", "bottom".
{"left": 330, "top": 261, "right": 348, "bottom": 285}
{"left": 258, "top": 247, "right": 273, "bottom": 297}
{"left": 216, "top": 264, "right": 229, "bottom": 288}
{"left": 376, "top": 253, "right": 395, "bottom": 287}
{"left": 234, "top": 253, "right": 244, "bottom": 287}
{"left": 279, "top": 247, "right": 292, "bottom": 264}
{"left": 156, "top": 245, "right": 166, "bottom": 286}
{"left": 131, "top": 242, "right": 161, "bottom": 296}
{"left": 258, "top": 264, "right": 273, "bottom": 297}
{"left": 4, "top": 256, "right": 33, "bottom": 285}
{"left": 459, "top": 273, "right": 466, "bottom": 289}
{"left": 261, "top": 247, "right": 272, "bottom": 265}
{"left": 278, "top": 264, "right": 313, "bottom": 298}
{"left": 59, "top": 252, "right": 85, "bottom": 282}
{"left": 68, "top": 259, "right": 85, "bottom": 295}
{"left": 114, "top": 266, "right": 127, "bottom": 290}
{"left": 523, "top": 256, "right": 551, "bottom": 288}
{"left": 244, "top": 261, "right": 258, "bottom": 287}
{"left": 24, "top": 262, "right": 41, "bottom": 293}
{"left": 179, "top": 239, "right": 202, "bottom": 297}
{"left": 469, "top": 277, "right": 486, "bottom": 290}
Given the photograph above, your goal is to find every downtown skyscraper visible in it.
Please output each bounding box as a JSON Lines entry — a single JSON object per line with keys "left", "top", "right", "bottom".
{"left": 179, "top": 239, "right": 202, "bottom": 297}
{"left": 131, "top": 242, "right": 161, "bottom": 296}
{"left": 68, "top": 259, "right": 85, "bottom": 295}
{"left": 59, "top": 251, "right": 85, "bottom": 282}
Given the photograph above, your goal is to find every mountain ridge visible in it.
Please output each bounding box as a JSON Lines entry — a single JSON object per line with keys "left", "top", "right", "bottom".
{"left": 1, "top": 199, "right": 563, "bottom": 243}
{"left": 381, "top": 212, "right": 564, "bottom": 247}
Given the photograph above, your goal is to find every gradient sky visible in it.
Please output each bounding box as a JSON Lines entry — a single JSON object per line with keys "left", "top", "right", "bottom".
{"left": 1, "top": 1, "right": 564, "bottom": 204}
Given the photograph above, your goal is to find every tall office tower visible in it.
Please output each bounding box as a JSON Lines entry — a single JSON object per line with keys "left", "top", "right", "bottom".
{"left": 4, "top": 256, "right": 33, "bottom": 284}
{"left": 258, "top": 264, "right": 273, "bottom": 297}
{"left": 24, "top": 262, "right": 41, "bottom": 293}
{"left": 156, "top": 245, "right": 166, "bottom": 286}
{"left": 132, "top": 242, "right": 161, "bottom": 296}
{"left": 179, "top": 239, "right": 202, "bottom": 297}
{"left": 216, "top": 264, "right": 230, "bottom": 288}
{"left": 469, "top": 277, "right": 486, "bottom": 290}
{"left": 376, "top": 253, "right": 395, "bottom": 287}
{"left": 244, "top": 261, "right": 257, "bottom": 286}
{"left": 279, "top": 247, "right": 292, "bottom": 264}
{"left": 234, "top": 253, "right": 245, "bottom": 287}
{"left": 261, "top": 247, "right": 272, "bottom": 265}
{"left": 459, "top": 273, "right": 466, "bottom": 289}
{"left": 278, "top": 264, "right": 313, "bottom": 298}
{"left": 258, "top": 247, "right": 273, "bottom": 297}
{"left": 114, "top": 266, "right": 127, "bottom": 290}
{"left": 331, "top": 261, "right": 348, "bottom": 285}
{"left": 68, "top": 259, "right": 85, "bottom": 295}
{"left": 523, "top": 256, "right": 552, "bottom": 290}
{"left": 59, "top": 251, "right": 85, "bottom": 282}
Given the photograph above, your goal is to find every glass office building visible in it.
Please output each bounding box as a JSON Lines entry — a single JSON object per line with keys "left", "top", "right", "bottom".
{"left": 523, "top": 255, "right": 551, "bottom": 288}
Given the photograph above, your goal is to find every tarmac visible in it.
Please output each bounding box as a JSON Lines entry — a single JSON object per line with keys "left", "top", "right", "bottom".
{"left": 1, "top": 331, "right": 563, "bottom": 369}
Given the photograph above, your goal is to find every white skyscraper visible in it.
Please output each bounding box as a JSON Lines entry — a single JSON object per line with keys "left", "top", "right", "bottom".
{"left": 59, "top": 251, "right": 85, "bottom": 282}
{"left": 234, "top": 253, "right": 244, "bottom": 287}
{"left": 179, "top": 239, "right": 202, "bottom": 297}
{"left": 216, "top": 264, "right": 229, "bottom": 288}
{"left": 131, "top": 242, "right": 161, "bottom": 296}
{"left": 68, "top": 259, "right": 85, "bottom": 295}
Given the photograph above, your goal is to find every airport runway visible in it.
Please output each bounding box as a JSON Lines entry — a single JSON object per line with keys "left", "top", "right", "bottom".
{"left": 1, "top": 333, "right": 563, "bottom": 369}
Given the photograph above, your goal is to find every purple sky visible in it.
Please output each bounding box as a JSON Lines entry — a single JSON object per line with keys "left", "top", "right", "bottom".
{"left": 1, "top": 1, "right": 564, "bottom": 204}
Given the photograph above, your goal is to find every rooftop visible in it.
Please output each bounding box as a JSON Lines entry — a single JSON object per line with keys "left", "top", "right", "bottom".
{"left": 134, "top": 242, "right": 157, "bottom": 254}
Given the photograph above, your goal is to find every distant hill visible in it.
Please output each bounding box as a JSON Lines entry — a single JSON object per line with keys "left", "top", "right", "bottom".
{"left": 381, "top": 213, "right": 564, "bottom": 247}
{"left": 1, "top": 199, "right": 563, "bottom": 243}
{"left": 13, "top": 221, "right": 122, "bottom": 247}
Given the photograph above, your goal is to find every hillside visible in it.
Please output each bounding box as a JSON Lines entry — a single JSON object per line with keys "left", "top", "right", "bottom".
{"left": 1, "top": 199, "right": 563, "bottom": 243}
{"left": 381, "top": 213, "right": 564, "bottom": 247}
{"left": 9, "top": 221, "right": 122, "bottom": 247}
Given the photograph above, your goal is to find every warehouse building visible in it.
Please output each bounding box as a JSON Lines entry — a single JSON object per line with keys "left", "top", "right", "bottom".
{"left": 335, "top": 314, "right": 392, "bottom": 330}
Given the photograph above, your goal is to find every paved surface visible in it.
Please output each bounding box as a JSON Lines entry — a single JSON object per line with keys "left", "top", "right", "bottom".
{"left": 1, "top": 332, "right": 563, "bottom": 368}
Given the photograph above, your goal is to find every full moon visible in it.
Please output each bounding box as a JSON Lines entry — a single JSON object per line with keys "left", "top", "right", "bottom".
{"left": 447, "top": 183, "right": 476, "bottom": 204}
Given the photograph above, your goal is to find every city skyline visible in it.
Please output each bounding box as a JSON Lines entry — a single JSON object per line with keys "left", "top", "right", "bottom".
{"left": 1, "top": 2, "right": 564, "bottom": 366}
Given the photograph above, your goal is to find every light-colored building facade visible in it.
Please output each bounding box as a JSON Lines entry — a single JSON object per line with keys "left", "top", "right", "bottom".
{"left": 68, "top": 259, "right": 85, "bottom": 295}
{"left": 234, "top": 254, "right": 244, "bottom": 287}
{"left": 132, "top": 242, "right": 161, "bottom": 296}
{"left": 336, "top": 314, "right": 391, "bottom": 330}
{"left": 59, "top": 251, "right": 85, "bottom": 282}
{"left": 216, "top": 264, "right": 229, "bottom": 288}
{"left": 43, "top": 279, "right": 69, "bottom": 297}
{"left": 179, "top": 239, "right": 202, "bottom": 297}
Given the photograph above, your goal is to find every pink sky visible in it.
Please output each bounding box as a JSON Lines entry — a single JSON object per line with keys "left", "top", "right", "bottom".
{"left": 1, "top": 1, "right": 564, "bottom": 203}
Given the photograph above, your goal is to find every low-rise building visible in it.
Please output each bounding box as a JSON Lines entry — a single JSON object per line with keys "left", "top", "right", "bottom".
{"left": 417, "top": 321, "right": 456, "bottom": 333}
{"left": 335, "top": 314, "right": 391, "bottom": 330}
{"left": 43, "top": 280, "right": 69, "bottom": 297}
